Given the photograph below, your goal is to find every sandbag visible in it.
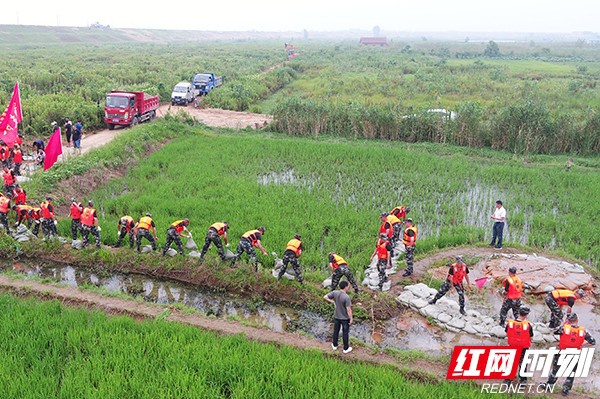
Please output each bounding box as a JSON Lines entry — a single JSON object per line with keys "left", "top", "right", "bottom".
{"left": 224, "top": 249, "right": 235, "bottom": 259}
{"left": 185, "top": 236, "right": 198, "bottom": 250}
{"left": 141, "top": 245, "right": 153, "bottom": 253}
{"left": 166, "top": 248, "right": 178, "bottom": 257}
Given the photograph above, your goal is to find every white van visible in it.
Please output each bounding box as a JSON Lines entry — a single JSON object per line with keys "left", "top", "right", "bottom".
{"left": 171, "top": 82, "right": 198, "bottom": 106}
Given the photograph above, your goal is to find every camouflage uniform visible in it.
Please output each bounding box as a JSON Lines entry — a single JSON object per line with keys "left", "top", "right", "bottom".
{"left": 81, "top": 225, "right": 101, "bottom": 248}
{"left": 71, "top": 219, "right": 81, "bottom": 241}
{"left": 278, "top": 250, "right": 304, "bottom": 283}
{"left": 136, "top": 228, "right": 156, "bottom": 252}
{"left": 115, "top": 226, "right": 135, "bottom": 248}
{"left": 30, "top": 219, "right": 40, "bottom": 237}
{"left": 376, "top": 258, "right": 388, "bottom": 290}
{"left": 404, "top": 245, "right": 415, "bottom": 274}
{"left": 163, "top": 226, "right": 184, "bottom": 255}
{"left": 331, "top": 265, "right": 360, "bottom": 294}
{"left": 231, "top": 238, "right": 257, "bottom": 270}
{"left": 544, "top": 294, "right": 564, "bottom": 328}
{"left": 200, "top": 228, "right": 225, "bottom": 260}
{"left": 391, "top": 224, "right": 401, "bottom": 247}
{"left": 431, "top": 280, "right": 466, "bottom": 310}
{"left": 41, "top": 219, "right": 56, "bottom": 238}
{"left": 0, "top": 212, "right": 9, "bottom": 232}
{"left": 499, "top": 298, "right": 523, "bottom": 326}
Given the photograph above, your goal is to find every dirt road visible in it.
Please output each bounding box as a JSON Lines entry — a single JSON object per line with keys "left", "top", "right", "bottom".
{"left": 61, "top": 104, "right": 272, "bottom": 156}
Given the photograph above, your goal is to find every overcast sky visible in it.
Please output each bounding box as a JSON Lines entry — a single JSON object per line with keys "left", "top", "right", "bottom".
{"left": 1, "top": 0, "right": 598, "bottom": 33}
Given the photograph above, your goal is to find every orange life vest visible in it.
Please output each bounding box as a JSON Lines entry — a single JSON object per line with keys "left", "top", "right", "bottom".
{"left": 386, "top": 214, "right": 401, "bottom": 226}
{"left": 552, "top": 290, "right": 576, "bottom": 306}
{"left": 241, "top": 229, "right": 261, "bottom": 246}
{"left": 120, "top": 216, "right": 134, "bottom": 231}
{"left": 391, "top": 206, "right": 408, "bottom": 220}
{"left": 403, "top": 226, "right": 417, "bottom": 246}
{"left": 210, "top": 222, "right": 228, "bottom": 236}
{"left": 80, "top": 207, "right": 96, "bottom": 227}
{"left": 376, "top": 239, "right": 389, "bottom": 259}
{"left": 558, "top": 325, "right": 586, "bottom": 350}
{"left": 330, "top": 254, "right": 347, "bottom": 269}
{"left": 506, "top": 276, "right": 523, "bottom": 299}
{"left": 13, "top": 189, "right": 26, "bottom": 205}
{"left": 285, "top": 238, "right": 302, "bottom": 257}
{"left": 15, "top": 204, "right": 32, "bottom": 214}
{"left": 451, "top": 262, "right": 467, "bottom": 285}
{"left": 379, "top": 221, "right": 393, "bottom": 237}
{"left": 0, "top": 196, "right": 9, "bottom": 213}
{"left": 170, "top": 220, "right": 187, "bottom": 234}
{"left": 70, "top": 203, "right": 83, "bottom": 219}
{"left": 13, "top": 149, "right": 22, "bottom": 163}
{"left": 137, "top": 216, "right": 153, "bottom": 230}
{"left": 506, "top": 319, "right": 532, "bottom": 348}
{"left": 40, "top": 201, "right": 53, "bottom": 219}
{"left": 29, "top": 207, "right": 41, "bottom": 219}
{"left": 3, "top": 171, "right": 15, "bottom": 185}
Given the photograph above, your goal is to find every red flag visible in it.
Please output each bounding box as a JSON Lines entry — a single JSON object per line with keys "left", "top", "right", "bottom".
{"left": 475, "top": 277, "right": 490, "bottom": 289}
{"left": 0, "top": 82, "right": 23, "bottom": 147}
{"left": 44, "top": 128, "right": 63, "bottom": 170}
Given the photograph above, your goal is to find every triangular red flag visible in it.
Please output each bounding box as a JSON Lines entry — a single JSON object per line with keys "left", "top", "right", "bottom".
{"left": 43, "top": 128, "right": 63, "bottom": 170}
{"left": 0, "top": 82, "right": 23, "bottom": 146}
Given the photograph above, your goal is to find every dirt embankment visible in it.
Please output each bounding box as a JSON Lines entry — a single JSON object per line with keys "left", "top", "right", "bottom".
{"left": 0, "top": 275, "right": 444, "bottom": 385}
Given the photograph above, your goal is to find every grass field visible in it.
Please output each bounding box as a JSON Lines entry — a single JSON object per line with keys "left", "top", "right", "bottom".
{"left": 0, "top": 293, "right": 487, "bottom": 399}
{"left": 41, "top": 119, "right": 599, "bottom": 273}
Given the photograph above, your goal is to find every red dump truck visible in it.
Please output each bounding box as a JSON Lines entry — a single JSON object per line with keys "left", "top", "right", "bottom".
{"left": 104, "top": 91, "right": 160, "bottom": 130}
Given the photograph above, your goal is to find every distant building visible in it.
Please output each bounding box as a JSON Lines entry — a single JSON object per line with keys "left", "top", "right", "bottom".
{"left": 359, "top": 37, "right": 388, "bottom": 46}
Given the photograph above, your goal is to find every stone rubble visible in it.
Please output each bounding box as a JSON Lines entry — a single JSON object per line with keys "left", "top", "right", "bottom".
{"left": 397, "top": 283, "right": 558, "bottom": 342}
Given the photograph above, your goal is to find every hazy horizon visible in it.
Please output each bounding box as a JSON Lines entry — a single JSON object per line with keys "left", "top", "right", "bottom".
{"left": 1, "top": 0, "right": 598, "bottom": 34}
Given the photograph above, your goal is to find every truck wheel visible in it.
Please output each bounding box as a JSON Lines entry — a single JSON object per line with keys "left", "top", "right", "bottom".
{"left": 107, "top": 124, "right": 115, "bottom": 131}
{"left": 150, "top": 111, "right": 156, "bottom": 119}
{"left": 131, "top": 117, "right": 138, "bottom": 126}
{"left": 171, "top": 101, "right": 175, "bottom": 106}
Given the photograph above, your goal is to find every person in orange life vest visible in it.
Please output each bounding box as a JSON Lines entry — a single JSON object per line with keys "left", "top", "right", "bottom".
{"left": 429, "top": 255, "right": 472, "bottom": 315}
{"left": 541, "top": 313, "right": 596, "bottom": 397}
{"left": 114, "top": 216, "right": 136, "bottom": 249}
{"left": 16, "top": 135, "right": 23, "bottom": 147}
{"left": 134, "top": 213, "right": 157, "bottom": 252}
{"left": 39, "top": 196, "right": 57, "bottom": 238}
{"left": 544, "top": 288, "right": 585, "bottom": 329}
{"left": 329, "top": 252, "right": 360, "bottom": 295}
{"left": 499, "top": 266, "right": 524, "bottom": 327}
{"left": 162, "top": 219, "right": 190, "bottom": 256}
{"left": 504, "top": 306, "right": 533, "bottom": 386}
{"left": 370, "top": 233, "right": 393, "bottom": 291}
{"left": 380, "top": 212, "right": 401, "bottom": 255}
{"left": 231, "top": 227, "right": 268, "bottom": 271}
{"left": 12, "top": 185, "right": 26, "bottom": 205}
{"left": 80, "top": 200, "right": 101, "bottom": 249}
{"left": 401, "top": 218, "right": 417, "bottom": 277}
{"left": 68, "top": 198, "right": 84, "bottom": 241}
{"left": 27, "top": 206, "right": 42, "bottom": 237}
{"left": 12, "top": 144, "right": 23, "bottom": 176}
{"left": 3, "top": 167, "right": 16, "bottom": 196}
{"left": 0, "top": 141, "right": 10, "bottom": 169}
{"left": 0, "top": 193, "right": 10, "bottom": 232}
{"left": 199, "top": 222, "right": 229, "bottom": 261}
{"left": 278, "top": 234, "right": 304, "bottom": 284}
{"left": 390, "top": 205, "right": 410, "bottom": 222}
{"left": 12, "top": 204, "right": 32, "bottom": 228}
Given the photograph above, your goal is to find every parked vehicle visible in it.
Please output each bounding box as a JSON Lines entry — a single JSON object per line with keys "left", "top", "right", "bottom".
{"left": 192, "top": 73, "right": 223, "bottom": 95}
{"left": 104, "top": 91, "right": 160, "bottom": 130}
{"left": 171, "top": 82, "right": 199, "bottom": 106}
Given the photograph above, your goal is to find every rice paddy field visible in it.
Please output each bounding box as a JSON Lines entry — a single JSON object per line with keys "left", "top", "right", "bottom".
{"left": 53, "top": 119, "right": 599, "bottom": 273}
{"left": 0, "top": 293, "right": 487, "bottom": 399}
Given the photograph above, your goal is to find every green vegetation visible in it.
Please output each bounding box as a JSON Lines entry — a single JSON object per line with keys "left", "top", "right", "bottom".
{"left": 23, "top": 119, "right": 595, "bottom": 271}
{"left": 267, "top": 43, "right": 600, "bottom": 154}
{"left": 0, "top": 293, "right": 487, "bottom": 398}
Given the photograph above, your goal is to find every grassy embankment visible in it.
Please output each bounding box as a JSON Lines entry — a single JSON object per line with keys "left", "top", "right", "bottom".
{"left": 0, "top": 292, "right": 486, "bottom": 399}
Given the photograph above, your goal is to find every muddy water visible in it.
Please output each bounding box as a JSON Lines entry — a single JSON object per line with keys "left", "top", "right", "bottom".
{"left": 2, "top": 261, "right": 599, "bottom": 390}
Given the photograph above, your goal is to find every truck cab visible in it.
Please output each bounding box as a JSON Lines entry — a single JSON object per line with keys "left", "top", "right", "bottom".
{"left": 171, "top": 82, "right": 198, "bottom": 106}
{"left": 192, "top": 72, "right": 223, "bottom": 95}
{"left": 104, "top": 91, "right": 159, "bottom": 130}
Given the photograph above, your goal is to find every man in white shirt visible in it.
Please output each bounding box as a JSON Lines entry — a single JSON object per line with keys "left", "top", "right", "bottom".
{"left": 489, "top": 200, "right": 506, "bottom": 249}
